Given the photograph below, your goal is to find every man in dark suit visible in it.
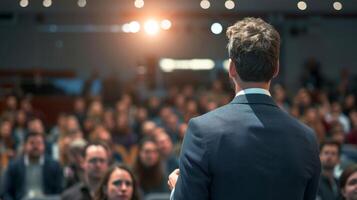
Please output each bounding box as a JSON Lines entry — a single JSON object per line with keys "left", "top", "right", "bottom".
{"left": 168, "top": 17, "right": 321, "bottom": 200}
{"left": 2, "top": 132, "right": 63, "bottom": 200}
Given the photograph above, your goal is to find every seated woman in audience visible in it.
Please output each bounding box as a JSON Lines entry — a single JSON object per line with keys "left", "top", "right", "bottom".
{"left": 340, "top": 164, "right": 357, "bottom": 200}
{"left": 95, "top": 164, "right": 140, "bottom": 200}
{"left": 133, "top": 138, "right": 169, "bottom": 197}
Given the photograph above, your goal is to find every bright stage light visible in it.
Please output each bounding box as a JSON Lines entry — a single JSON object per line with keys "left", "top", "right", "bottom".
{"left": 134, "top": 0, "right": 144, "bottom": 8}
{"left": 122, "top": 23, "right": 131, "bottom": 33}
{"left": 225, "top": 0, "right": 235, "bottom": 10}
{"left": 20, "top": 0, "right": 29, "bottom": 7}
{"left": 129, "top": 21, "right": 140, "bottom": 33}
{"left": 200, "top": 0, "right": 210, "bottom": 9}
{"left": 144, "top": 20, "right": 160, "bottom": 35}
{"left": 160, "top": 59, "right": 215, "bottom": 72}
{"left": 297, "top": 1, "right": 307, "bottom": 10}
{"left": 43, "top": 0, "right": 52, "bottom": 7}
{"left": 333, "top": 2, "right": 342, "bottom": 10}
{"left": 161, "top": 19, "right": 172, "bottom": 30}
{"left": 78, "top": 0, "right": 86, "bottom": 7}
{"left": 211, "top": 23, "right": 223, "bottom": 35}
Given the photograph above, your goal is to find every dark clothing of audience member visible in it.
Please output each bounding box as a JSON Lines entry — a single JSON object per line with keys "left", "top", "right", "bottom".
{"left": 61, "top": 182, "right": 92, "bottom": 200}
{"left": 317, "top": 175, "right": 339, "bottom": 200}
{"left": 2, "top": 156, "right": 63, "bottom": 200}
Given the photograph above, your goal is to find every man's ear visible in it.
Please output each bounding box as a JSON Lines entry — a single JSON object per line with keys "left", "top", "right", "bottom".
{"left": 273, "top": 60, "right": 280, "bottom": 78}
{"left": 228, "top": 59, "right": 237, "bottom": 79}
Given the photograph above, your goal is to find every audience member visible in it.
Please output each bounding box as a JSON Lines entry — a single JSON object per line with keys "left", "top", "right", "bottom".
{"left": 94, "top": 164, "right": 141, "bottom": 200}
{"left": 339, "top": 164, "right": 357, "bottom": 200}
{"left": 317, "top": 140, "right": 341, "bottom": 200}
{"left": 62, "top": 142, "right": 111, "bottom": 200}
{"left": 2, "top": 132, "right": 63, "bottom": 200}
{"left": 133, "top": 138, "right": 168, "bottom": 197}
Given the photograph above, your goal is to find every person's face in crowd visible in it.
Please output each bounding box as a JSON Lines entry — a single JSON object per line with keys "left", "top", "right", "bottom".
{"left": 84, "top": 145, "right": 109, "bottom": 180}
{"left": 116, "top": 101, "right": 129, "bottom": 113}
{"left": 186, "top": 100, "right": 198, "bottom": 113}
{"left": 175, "top": 95, "right": 186, "bottom": 109}
{"left": 141, "top": 121, "right": 156, "bottom": 136}
{"left": 212, "top": 80, "right": 223, "bottom": 92}
{"left": 93, "top": 126, "right": 112, "bottom": 143}
{"left": 305, "top": 108, "right": 319, "bottom": 122}
{"left": 296, "top": 89, "right": 311, "bottom": 106}
{"left": 167, "top": 114, "right": 178, "bottom": 129}
{"left": 140, "top": 141, "right": 159, "bottom": 167}
{"left": 332, "top": 102, "right": 342, "bottom": 116}
{"left": 16, "top": 110, "right": 27, "bottom": 126}
{"left": 74, "top": 98, "right": 86, "bottom": 113}
{"left": 182, "top": 85, "right": 194, "bottom": 98}
{"left": 107, "top": 168, "right": 134, "bottom": 200}
{"left": 206, "top": 101, "right": 218, "bottom": 111}
{"left": 345, "top": 95, "right": 355, "bottom": 109}
{"left": 148, "top": 97, "right": 160, "bottom": 109}
{"left": 160, "top": 107, "right": 173, "bottom": 122}
{"left": 20, "top": 99, "right": 33, "bottom": 112}
{"left": 84, "top": 118, "right": 96, "bottom": 133}
{"left": 6, "top": 96, "right": 17, "bottom": 110}
{"left": 342, "top": 171, "right": 357, "bottom": 200}
{"left": 116, "top": 114, "right": 129, "bottom": 130}
{"left": 25, "top": 135, "right": 45, "bottom": 159}
{"left": 178, "top": 123, "right": 188, "bottom": 139}
{"left": 28, "top": 119, "right": 45, "bottom": 134}
{"left": 66, "top": 116, "right": 80, "bottom": 132}
{"left": 0, "top": 121, "right": 12, "bottom": 138}
{"left": 332, "top": 126, "right": 345, "bottom": 144}
{"left": 121, "top": 93, "right": 132, "bottom": 107}
{"left": 135, "top": 107, "right": 148, "bottom": 122}
{"left": 320, "top": 144, "right": 340, "bottom": 171}
{"left": 104, "top": 109, "right": 115, "bottom": 122}
{"left": 89, "top": 101, "right": 104, "bottom": 116}
{"left": 156, "top": 133, "right": 173, "bottom": 157}
{"left": 57, "top": 114, "right": 67, "bottom": 130}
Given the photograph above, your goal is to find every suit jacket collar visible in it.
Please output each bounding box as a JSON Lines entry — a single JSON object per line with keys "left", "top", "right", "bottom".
{"left": 230, "top": 94, "right": 278, "bottom": 107}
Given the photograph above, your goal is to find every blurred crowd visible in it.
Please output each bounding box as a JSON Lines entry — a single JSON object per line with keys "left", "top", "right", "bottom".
{"left": 0, "top": 61, "right": 357, "bottom": 200}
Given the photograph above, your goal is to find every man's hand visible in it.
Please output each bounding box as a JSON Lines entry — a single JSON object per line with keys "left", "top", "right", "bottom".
{"left": 168, "top": 169, "right": 180, "bottom": 190}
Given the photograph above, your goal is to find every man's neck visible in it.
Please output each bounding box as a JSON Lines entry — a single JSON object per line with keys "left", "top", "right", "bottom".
{"left": 235, "top": 81, "right": 270, "bottom": 94}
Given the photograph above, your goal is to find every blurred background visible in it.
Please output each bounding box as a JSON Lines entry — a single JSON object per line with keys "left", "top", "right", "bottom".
{"left": 0, "top": 0, "right": 357, "bottom": 200}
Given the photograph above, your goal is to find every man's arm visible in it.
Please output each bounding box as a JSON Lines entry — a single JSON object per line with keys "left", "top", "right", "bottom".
{"left": 173, "top": 119, "right": 211, "bottom": 200}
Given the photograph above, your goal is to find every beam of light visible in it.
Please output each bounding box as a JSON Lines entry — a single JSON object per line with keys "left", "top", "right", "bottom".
{"left": 78, "top": 0, "right": 87, "bottom": 8}
{"left": 225, "top": 0, "right": 235, "bottom": 10}
{"left": 333, "top": 2, "right": 342, "bottom": 11}
{"left": 161, "top": 19, "right": 172, "bottom": 30}
{"left": 297, "top": 1, "right": 307, "bottom": 10}
{"left": 20, "top": 0, "right": 29, "bottom": 7}
{"left": 200, "top": 0, "right": 210, "bottom": 9}
{"left": 160, "top": 59, "right": 215, "bottom": 72}
{"left": 122, "top": 23, "right": 131, "bottom": 33}
{"left": 43, "top": 0, "right": 52, "bottom": 7}
{"left": 144, "top": 19, "right": 160, "bottom": 36}
{"left": 211, "top": 23, "right": 223, "bottom": 35}
{"left": 134, "top": 0, "right": 144, "bottom": 8}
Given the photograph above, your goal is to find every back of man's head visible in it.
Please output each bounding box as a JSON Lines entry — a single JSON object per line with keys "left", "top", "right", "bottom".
{"left": 226, "top": 17, "right": 280, "bottom": 82}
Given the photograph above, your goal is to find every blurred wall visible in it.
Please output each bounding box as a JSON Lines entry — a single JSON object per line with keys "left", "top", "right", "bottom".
{"left": 0, "top": 16, "right": 356, "bottom": 91}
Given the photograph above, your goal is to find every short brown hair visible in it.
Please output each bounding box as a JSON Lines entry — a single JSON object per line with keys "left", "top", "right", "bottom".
{"left": 226, "top": 17, "right": 280, "bottom": 82}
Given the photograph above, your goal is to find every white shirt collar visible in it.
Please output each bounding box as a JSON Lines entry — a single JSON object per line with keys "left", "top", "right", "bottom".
{"left": 235, "top": 88, "right": 271, "bottom": 97}
{"left": 24, "top": 155, "right": 45, "bottom": 166}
